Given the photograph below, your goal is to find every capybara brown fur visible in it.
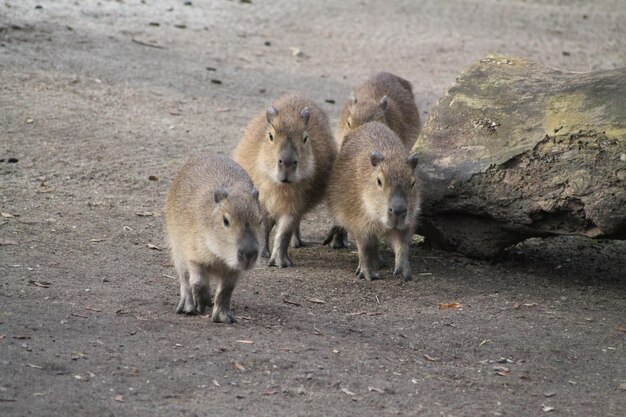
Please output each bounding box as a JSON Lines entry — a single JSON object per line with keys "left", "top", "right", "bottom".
{"left": 337, "top": 72, "right": 421, "bottom": 149}
{"left": 327, "top": 122, "right": 421, "bottom": 281}
{"left": 165, "top": 155, "right": 262, "bottom": 323}
{"left": 233, "top": 95, "right": 337, "bottom": 267}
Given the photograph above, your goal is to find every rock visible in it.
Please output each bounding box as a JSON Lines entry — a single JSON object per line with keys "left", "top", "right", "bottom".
{"left": 412, "top": 55, "right": 626, "bottom": 258}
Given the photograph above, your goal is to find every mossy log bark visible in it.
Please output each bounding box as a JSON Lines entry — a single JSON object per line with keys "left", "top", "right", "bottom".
{"left": 412, "top": 55, "right": 626, "bottom": 258}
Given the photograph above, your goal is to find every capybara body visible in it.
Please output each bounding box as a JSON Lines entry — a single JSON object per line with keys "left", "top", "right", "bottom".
{"left": 233, "top": 95, "right": 337, "bottom": 267}
{"left": 327, "top": 122, "right": 421, "bottom": 281}
{"left": 337, "top": 72, "right": 421, "bottom": 149}
{"left": 165, "top": 155, "right": 262, "bottom": 323}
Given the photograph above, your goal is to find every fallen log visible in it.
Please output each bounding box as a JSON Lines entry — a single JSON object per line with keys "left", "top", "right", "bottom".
{"left": 412, "top": 55, "right": 626, "bottom": 258}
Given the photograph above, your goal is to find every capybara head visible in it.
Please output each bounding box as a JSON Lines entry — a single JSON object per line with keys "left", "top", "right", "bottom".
{"left": 345, "top": 94, "right": 389, "bottom": 133}
{"left": 259, "top": 104, "right": 315, "bottom": 184}
{"left": 200, "top": 186, "right": 262, "bottom": 270}
{"left": 362, "top": 150, "right": 420, "bottom": 230}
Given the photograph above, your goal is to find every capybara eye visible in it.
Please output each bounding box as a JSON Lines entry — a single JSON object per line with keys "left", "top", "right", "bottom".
{"left": 223, "top": 217, "right": 230, "bottom": 227}
{"left": 411, "top": 180, "right": 415, "bottom": 188}
{"left": 303, "top": 135, "right": 308, "bottom": 143}
{"left": 347, "top": 120, "right": 351, "bottom": 128}
{"left": 377, "top": 177, "right": 382, "bottom": 187}
{"left": 268, "top": 132, "right": 274, "bottom": 141}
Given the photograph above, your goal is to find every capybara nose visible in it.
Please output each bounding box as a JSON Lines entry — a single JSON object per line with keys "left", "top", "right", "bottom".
{"left": 389, "top": 204, "right": 407, "bottom": 217}
{"left": 238, "top": 247, "right": 258, "bottom": 262}
{"left": 279, "top": 158, "right": 297, "bottom": 168}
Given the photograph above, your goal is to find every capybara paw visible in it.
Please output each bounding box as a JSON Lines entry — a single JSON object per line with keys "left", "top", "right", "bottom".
{"left": 393, "top": 265, "right": 412, "bottom": 281}
{"left": 176, "top": 295, "right": 198, "bottom": 315}
{"left": 212, "top": 309, "right": 237, "bottom": 324}
{"left": 290, "top": 235, "right": 304, "bottom": 248}
{"left": 268, "top": 253, "right": 293, "bottom": 268}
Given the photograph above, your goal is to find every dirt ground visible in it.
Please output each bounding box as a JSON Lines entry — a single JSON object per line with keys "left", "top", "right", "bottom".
{"left": 1, "top": 0, "right": 625, "bottom": 416}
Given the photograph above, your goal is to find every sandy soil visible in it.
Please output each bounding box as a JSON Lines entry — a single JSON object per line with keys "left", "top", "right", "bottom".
{"left": 1, "top": 0, "right": 625, "bottom": 416}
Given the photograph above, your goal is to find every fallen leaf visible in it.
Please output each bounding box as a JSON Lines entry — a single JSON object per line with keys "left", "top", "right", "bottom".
{"left": 24, "top": 363, "right": 43, "bottom": 369}
{"left": 261, "top": 390, "right": 277, "bottom": 395}
{"left": 494, "top": 366, "right": 510, "bottom": 376}
{"left": 368, "top": 387, "right": 384, "bottom": 393}
{"left": 114, "top": 394, "right": 124, "bottom": 402}
{"left": 90, "top": 238, "right": 105, "bottom": 242}
{"left": 438, "top": 302, "right": 462, "bottom": 310}
{"left": 346, "top": 311, "right": 382, "bottom": 316}
{"left": 235, "top": 340, "right": 254, "bottom": 344}
{"left": 136, "top": 211, "right": 154, "bottom": 217}
{"left": 84, "top": 307, "right": 101, "bottom": 312}
{"left": 479, "top": 339, "right": 491, "bottom": 347}
{"left": 28, "top": 280, "right": 50, "bottom": 288}
{"left": 340, "top": 387, "right": 355, "bottom": 396}
{"left": 148, "top": 175, "right": 159, "bottom": 181}
{"left": 619, "top": 383, "right": 626, "bottom": 391}
{"left": 216, "top": 107, "right": 231, "bottom": 112}
{"left": 282, "top": 298, "right": 301, "bottom": 307}
{"left": 213, "top": 379, "right": 220, "bottom": 387}
{"left": 541, "top": 405, "right": 554, "bottom": 412}
{"left": 147, "top": 244, "right": 162, "bottom": 251}
{"left": 131, "top": 38, "right": 164, "bottom": 49}
{"left": 544, "top": 392, "right": 556, "bottom": 397}
{"left": 305, "top": 297, "right": 325, "bottom": 304}
{"left": 513, "top": 303, "right": 521, "bottom": 309}
{"left": 71, "top": 352, "right": 87, "bottom": 360}
{"left": 0, "top": 239, "right": 18, "bottom": 246}
{"left": 290, "top": 46, "right": 303, "bottom": 57}
{"left": 1, "top": 212, "right": 15, "bottom": 218}
{"left": 233, "top": 362, "right": 246, "bottom": 371}
{"left": 424, "top": 354, "right": 439, "bottom": 362}
{"left": 32, "top": 392, "right": 47, "bottom": 396}
{"left": 617, "top": 326, "right": 626, "bottom": 333}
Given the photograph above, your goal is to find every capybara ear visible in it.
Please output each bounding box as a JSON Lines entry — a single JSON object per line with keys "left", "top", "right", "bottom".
{"left": 369, "top": 150, "right": 384, "bottom": 167}
{"left": 214, "top": 186, "right": 229, "bottom": 203}
{"left": 300, "top": 107, "right": 311, "bottom": 126}
{"left": 251, "top": 187, "right": 259, "bottom": 200}
{"left": 379, "top": 95, "right": 389, "bottom": 112}
{"left": 407, "top": 154, "right": 419, "bottom": 170}
{"left": 266, "top": 106, "right": 278, "bottom": 125}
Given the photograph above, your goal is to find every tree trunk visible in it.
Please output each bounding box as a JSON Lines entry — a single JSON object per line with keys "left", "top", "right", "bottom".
{"left": 412, "top": 55, "right": 626, "bottom": 258}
